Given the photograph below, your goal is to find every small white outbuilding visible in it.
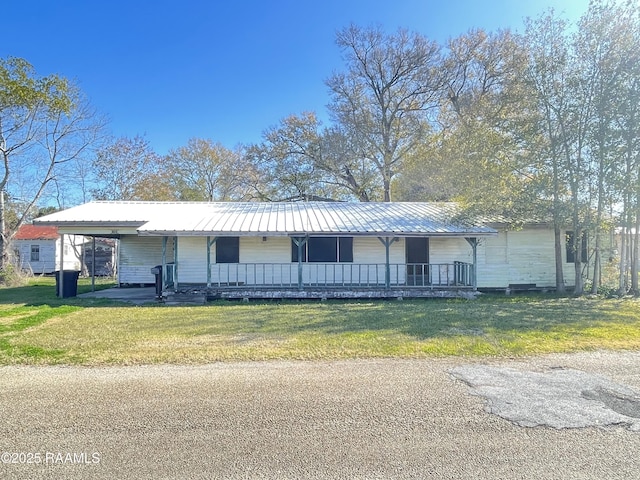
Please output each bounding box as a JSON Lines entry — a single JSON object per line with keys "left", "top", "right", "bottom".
{"left": 11, "top": 225, "right": 84, "bottom": 274}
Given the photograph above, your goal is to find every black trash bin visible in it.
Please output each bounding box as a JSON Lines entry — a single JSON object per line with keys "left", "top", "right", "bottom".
{"left": 55, "top": 270, "right": 80, "bottom": 298}
{"left": 151, "top": 265, "right": 163, "bottom": 298}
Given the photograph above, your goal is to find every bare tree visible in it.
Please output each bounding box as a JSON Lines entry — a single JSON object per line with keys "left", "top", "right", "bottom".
{"left": 91, "top": 136, "right": 160, "bottom": 201}
{"left": 165, "top": 138, "right": 251, "bottom": 201}
{"left": 326, "top": 25, "right": 443, "bottom": 201}
{"left": 246, "top": 112, "right": 379, "bottom": 201}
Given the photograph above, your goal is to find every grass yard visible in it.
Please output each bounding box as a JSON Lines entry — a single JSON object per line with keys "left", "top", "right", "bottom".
{"left": 1, "top": 277, "right": 640, "bottom": 365}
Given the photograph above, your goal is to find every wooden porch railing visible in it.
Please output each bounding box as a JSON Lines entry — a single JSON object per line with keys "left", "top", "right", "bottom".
{"left": 194, "top": 262, "right": 474, "bottom": 289}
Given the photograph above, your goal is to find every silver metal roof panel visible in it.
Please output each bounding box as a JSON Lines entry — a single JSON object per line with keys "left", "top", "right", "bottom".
{"left": 35, "top": 201, "right": 497, "bottom": 237}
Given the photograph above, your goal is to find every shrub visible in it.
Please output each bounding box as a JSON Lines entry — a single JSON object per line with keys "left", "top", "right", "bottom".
{"left": 0, "top": 264, "right": 30, "bottom": 287}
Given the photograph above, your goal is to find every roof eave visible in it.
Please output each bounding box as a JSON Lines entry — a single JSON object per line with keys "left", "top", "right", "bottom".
{"left": 34, "top": 220, "right": 146, "bottom": 228}
{"left": 136, "top": 230, "right": 497, "bottom": 237}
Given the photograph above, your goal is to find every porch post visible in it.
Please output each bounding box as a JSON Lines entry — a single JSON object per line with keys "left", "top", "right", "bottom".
{"left": 465, "top": 237, "right": 478, "bottom": 290}
{"left": 207, "top": 237, "right": 218, "bottom": 287}
{"left": 292, "top": 236, "right": 308, "bottom": 291}
{"left": 173, "top": 236, "right": 179, "bottom": 290}
{"left": 378, "top": 236, "right": 396, "bottom": 289}
{"left": 162, "top": 236, "right": 167, "bottom": 290}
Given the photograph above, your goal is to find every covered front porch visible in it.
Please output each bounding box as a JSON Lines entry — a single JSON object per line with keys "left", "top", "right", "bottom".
{"left": 156, "top": 234, "right": 481, "bottom": 300}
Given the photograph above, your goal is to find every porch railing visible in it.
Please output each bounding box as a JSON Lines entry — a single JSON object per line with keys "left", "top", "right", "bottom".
{"left": 200, "top": 262, "right": 474, "bottom": 289}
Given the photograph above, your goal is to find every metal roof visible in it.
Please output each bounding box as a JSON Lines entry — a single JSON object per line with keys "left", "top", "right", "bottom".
{"left": 13, "top": 225, "right": 60, "bottom": 240}
{"left": 34, "top": 201, "right": 497, "bottom": 237}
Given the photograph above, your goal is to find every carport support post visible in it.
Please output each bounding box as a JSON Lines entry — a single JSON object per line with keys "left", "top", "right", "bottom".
{"left": 465, "top": 237, "right": 478, "bottom": 290}
{"left": 58, "top": 233, "right": 65, "bottom": 298}
{"left": 91, "top": 236, "right": 96, "bottom": 292}
{"left": 206, "top": 237, "right": 217, "bottom": 287}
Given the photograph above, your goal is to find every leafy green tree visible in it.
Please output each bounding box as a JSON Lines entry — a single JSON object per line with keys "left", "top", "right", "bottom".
{"left": 0, "top": 57, "right": 104, "bottom": 272}
{"left": 395, "top": 29, "right": 530, "bottom": 218}
{"left": 571, "top": 0, "right": 640, "bottom": 293}
{"left": 516, "top": 10, "right": 587, "bottom": 293}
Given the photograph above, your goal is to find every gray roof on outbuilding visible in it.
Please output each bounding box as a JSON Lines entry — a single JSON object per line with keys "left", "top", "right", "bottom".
{"left": 34, "top": 201, "right": 497, "bottom": 237}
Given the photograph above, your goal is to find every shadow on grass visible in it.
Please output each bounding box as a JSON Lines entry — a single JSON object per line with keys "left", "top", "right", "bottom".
{"left": 0, "top": 279, "right": 134, "bottom": 308}
{"left": 3, "top": 281, "right": 639, "bottom": 345}
{"left": 134, "top": 293, "right": 638, "bottom": 343}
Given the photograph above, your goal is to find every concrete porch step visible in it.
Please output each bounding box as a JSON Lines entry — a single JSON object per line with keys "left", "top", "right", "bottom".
{"left": 163, "top": 291, "right": 207, "bottom": 305}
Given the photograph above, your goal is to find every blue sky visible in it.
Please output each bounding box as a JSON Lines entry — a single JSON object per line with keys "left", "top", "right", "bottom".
{"left": 2, "top": 0, "right": 590, "bottom": 155}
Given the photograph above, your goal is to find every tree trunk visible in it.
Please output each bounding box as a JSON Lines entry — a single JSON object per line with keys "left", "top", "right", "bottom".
{"left": 632, "top": 209, "right": 640, "bottom": 294}
{"left": 554, "top": 225, "right": 565, "bottom": 293}
{"left": 574, "top": 260, "right": 584, "bottom": 296}
{"left": 0, "top": 189, "right": 7, "bottom": 272}
{"left": 619, "top": 226, "right": 628, "bottom": 295}
{"left": 591, "top": 245, "right": 601, "bottom": 295}
{"left": 383, "top": 177, "right": 391, "bottom": 202}
{"left": 572, "top": 226, "right": 583, "bottom": 296}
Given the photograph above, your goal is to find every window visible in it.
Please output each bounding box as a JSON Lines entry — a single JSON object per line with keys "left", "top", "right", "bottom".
{"left": 338, "top": 237, "right": 353, "bottom": 263}
{"left": 30, "top": 245, "right": 40, "bottom": 262}
{"left": 566, "top": 231, "right": 588, "bottom": 263}
{"left": 291, "top": 237, "right": 353, "bottom": 263}
{"left": 216, "top": 237, "right": 239, "bottom": 263}
{"left": 405, "top": 237, "right": 429, "bottom": 264}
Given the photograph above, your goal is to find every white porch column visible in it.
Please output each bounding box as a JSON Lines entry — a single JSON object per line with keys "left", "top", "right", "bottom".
{"left": 207, "top": 237, "right": 218, "bottom": 287}
{"left": 465, "top": 237, "right": 478, "bottom": 290}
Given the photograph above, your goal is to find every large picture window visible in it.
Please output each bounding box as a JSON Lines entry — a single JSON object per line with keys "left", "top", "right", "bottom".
{"left": 216, "top": 237, "right": 239, "bottom": 263}
{"left": 291, "top": 237, "right": 353, "bottom": 263}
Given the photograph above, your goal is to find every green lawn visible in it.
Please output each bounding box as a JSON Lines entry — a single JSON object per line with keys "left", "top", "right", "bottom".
{"left": 1, "top": 277, "right": 640, "bottom": 365}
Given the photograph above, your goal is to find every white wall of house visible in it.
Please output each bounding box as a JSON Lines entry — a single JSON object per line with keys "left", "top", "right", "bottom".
{"left": 176, "top": 237, "right": 208, "bottom": 284}
{"left": 118, "top": 236, "right": 175, "bottom": 285}
{"left": 118, "top": 228, "right": 576, "bottom": 289}
{"left": 176, "top": 235, "right": 409, "bottom": 287}
{"left": 206, "top": 236, "right": 406, "bottom": 286}
{"left": 13, "top": 236, "right": 83, "bottom": 274}
{"left": 476, "top": 227, "right": 576, "bottom": 289}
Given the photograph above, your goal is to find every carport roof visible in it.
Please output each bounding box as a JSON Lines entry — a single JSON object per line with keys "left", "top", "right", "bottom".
{"left": 34, "top": 201, "right": 497, "bottom": 237}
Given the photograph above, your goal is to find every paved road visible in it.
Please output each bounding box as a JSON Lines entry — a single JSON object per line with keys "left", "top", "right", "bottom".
{"left": 1, "top": 352, "right": 640, "bottom": 479}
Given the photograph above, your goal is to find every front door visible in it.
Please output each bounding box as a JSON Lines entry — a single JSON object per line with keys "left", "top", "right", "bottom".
{"left": 406, "top": 237, "right": 429, "bottom": 286}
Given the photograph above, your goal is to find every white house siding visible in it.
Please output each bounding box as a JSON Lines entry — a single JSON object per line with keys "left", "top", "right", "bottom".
{"left": 428, "top": 238, "right": 473, "bottom": 286}
{"left": 118, "top": 236, "right": 174, "bottom": 285}
{"left": 429, "top": 238, "right": 468, "bottom": 264}
{"left": 13, "top": 236, "right": 83, "bottom": 274}
{"left": 14, "top": 240, "right": 57, "bottom": 274}
{"left": 157, "top": 230, "right": 576, "bottom": 289}
{"left": 476, "top": 228, "right": 575, "bottom": 289}
{"left": 240, "top": 237, "right": 291, "bottom": 263}
{"left": 191, "top": 235, "right": 408, "bottom": 287}
{"left": 176, "top": 237, "right": 208, "bottom": 284}
{"left": 353, "top": 237, "right": 404, "bottom": 264}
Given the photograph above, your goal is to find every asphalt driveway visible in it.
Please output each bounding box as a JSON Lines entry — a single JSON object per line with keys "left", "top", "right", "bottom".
{"left": 1, "top": 352, "right": 640, "bottom": 479}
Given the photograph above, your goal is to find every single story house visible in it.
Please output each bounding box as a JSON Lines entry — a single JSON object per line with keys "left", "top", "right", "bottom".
{"left": 33, "top": 201, "right": 579, "bottom": 299}
{"left": 11, "top": 225, "right": 84, "bottom": 274}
